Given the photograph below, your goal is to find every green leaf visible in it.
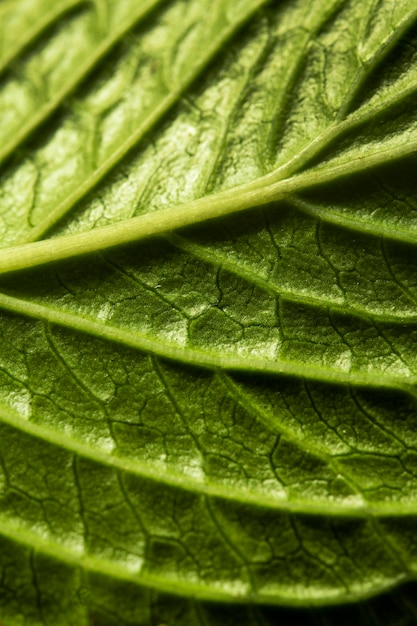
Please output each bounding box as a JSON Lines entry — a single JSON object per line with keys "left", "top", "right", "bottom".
{"left": 1, "top": 0, "right": 417, "bottom": 624}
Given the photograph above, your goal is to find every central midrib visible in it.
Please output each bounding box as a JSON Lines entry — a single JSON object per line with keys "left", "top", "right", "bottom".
{"left": 4, "top": 1, "right": 417, "bottom": 267}
{"left": 15, "top": 0, "right": 417, "bottom": 250}
{"left": 1, "top": 130, "right": 416, "bottom": 275}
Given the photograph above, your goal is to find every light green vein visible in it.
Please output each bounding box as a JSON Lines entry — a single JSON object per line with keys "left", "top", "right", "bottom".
{"left": 7, "top": 2, "right": 417, "bottom": 253}
{"left": 0, "top": 515, "right": 410, "bottom": 607}
{"left": 264, "top": 0, "right": 347, "bottom": 168}
{"left": 3, "top": 134, "right": 417, "bottom": 275}
{"left": 0, "top": 182, "right": 284, "bottom": 270}
{"left": 220, "top": 370, "right": 417, "bottom": 559}
{"left": 168, "top": 233, "right": 417, "bottom": 323}
{"left": 335, "top": 5, "right": 417, "bottom": 121}
{"left": 262, "top": 6, "right": 417, "bottom": 178}
{"left": 220, "top": 372, "right": 364, "bottom": 495}
{"left": 0, "top": 291, "right": 415, "bottom": 400}
{"left": 0, "top": 400, "right": 389, "bottom": 518}
{"left": 24, "top": 0, "right": 270, "bottom": 244}
{"left": 0, "top": 0, "right": 165, "bottom": 169}
{"left": 0, "top": 515, "right": 242, "bottom": 605}
{"left": 252, "top": 21, "right": 417, "bottom": 197}
{"left": 0, "top": 0, "right": 88, "bottom": 76}
{"left": 291, "top": 195, "right": 417, "bottom": 245}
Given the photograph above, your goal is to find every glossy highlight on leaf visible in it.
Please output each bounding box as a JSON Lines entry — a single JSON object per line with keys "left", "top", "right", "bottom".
{"left": 1, "top": 0, "right": 417, "bottom": 624}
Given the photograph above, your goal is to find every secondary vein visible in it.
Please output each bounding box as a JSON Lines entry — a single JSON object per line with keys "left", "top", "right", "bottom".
{"left": 0, "top": 0, "right": 165, "bottom": 169}
{"left": 0, "top": 0, "right": 87, "bottom": 77}
{"left": 0, "top": 513, "right": 408, "bottom": 606}
{"left": 0, "top": 291, "right": 415, "bottom": 394}
{"left": 22, "top": 0, "right": 270, "bottom": 244}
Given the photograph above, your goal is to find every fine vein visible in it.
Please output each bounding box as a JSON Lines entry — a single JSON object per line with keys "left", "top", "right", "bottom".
{"left": 22, "top": 0, "right": 270, "bottom": 243}
{"left": 0, "top": 0, "right": 165, "bottom": 168}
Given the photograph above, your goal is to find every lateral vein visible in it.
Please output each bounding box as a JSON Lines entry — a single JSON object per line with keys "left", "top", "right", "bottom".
{"left": 0, "top": 292, "right": 415, "bottom": 394}
{"left": 0, "top": 0, "right": 165, "bottom": 169}
{"left": 22, "top": 0, "right": 271, "bottom": 243}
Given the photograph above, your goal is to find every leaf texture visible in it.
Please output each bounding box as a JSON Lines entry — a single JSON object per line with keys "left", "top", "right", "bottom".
{"left": 1, "top": 0, "right": 417, "bottom": 624}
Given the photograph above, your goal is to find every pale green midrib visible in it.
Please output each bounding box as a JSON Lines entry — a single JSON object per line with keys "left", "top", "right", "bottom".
{"left": 18, "top": 0, "right": 343, "bottom": 247}
{"left": 20, "top": 0, "right": 414, "bottom": 248}
{"left": 0, "top": 0, "right": 88, "bottom": 76}
{"left": 8, "top": 1, "right": 416, "bottom": 252}
{"left": 0, "top": 0, "right": 165, "bottom": 169}
{"left": 0, "top": 291, "right": 416, "bottom": 398}
{"left": 0, "top": 517, "right": 410, "bottom": 609}
{"left": 2, "top": 133, "right": 417, "bottom": 275}
{"left": 168, "top": 233, "right": 417, "bottom": 324}
{"left": 23, "top": 0, "right": 270, "bottom": 244}
{"left": 7, "top": 4, "right": 417, "bottom": 256}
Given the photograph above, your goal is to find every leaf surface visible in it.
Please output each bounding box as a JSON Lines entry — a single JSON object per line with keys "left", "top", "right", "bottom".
{"left": 1, "top": 0, "right": 417, "bottom": 624}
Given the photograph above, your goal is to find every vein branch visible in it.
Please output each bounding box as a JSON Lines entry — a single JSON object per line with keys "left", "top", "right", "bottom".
{"left": 0, "top": 0, "right": 88, "bottom": 77}
{"left": 0, "top": 0, "right": 165, "bottom": 169}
